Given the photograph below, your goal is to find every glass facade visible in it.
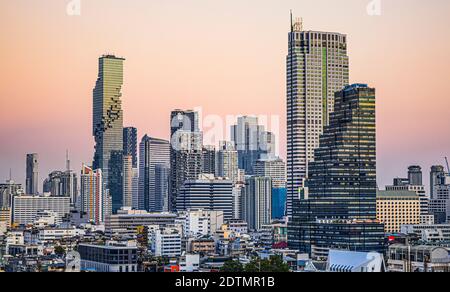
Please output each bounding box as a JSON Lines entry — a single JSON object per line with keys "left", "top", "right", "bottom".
{"left": 288, "top": 84, "right": 385, "bottom": 255}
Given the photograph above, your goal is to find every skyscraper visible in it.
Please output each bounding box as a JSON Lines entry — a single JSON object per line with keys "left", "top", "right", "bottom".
{"left": 288, "top": 84, "right": 384, "bottom": 256}
{"left": 286, "top": 15, "right": 349, "bottom": 217}
{"left": 408, "top": 165, "right": 423, "bottom": 186}
{"left": 216, "top": 141, "right": 239, "bottom": 185}
{"left": 42, "top": 153, "right": 78, "bottom": 204}
{"left": 430, "top": 165, "right": 446, "bottom": 200}
{"left": 139, "top": 136, "right": 170, "bottom": 212}
{"left": 202, "top": 145, "right": 216, "bottom": 175}
{"left": 93, "top": 55, "right": 125, "bottom": 198}
{"left": 122, "top": 155, "right": 133, "bottom": 208}
{"left": 170, "top": 110, "right": 203, "bottom": 211}
{"left": 26, "top": 154, "right": 39, "bottom": 195}
{"left": 242, "top": 176, "right": 272, "bottom": 231}
{"left": 123, "top": 127, "right": 138, "bottom": 168}
{"left": 80, "top": 165, "right": 109, "bottom": 225}
{"left": 230, "top": 116, "right": 268, "bottom": 175}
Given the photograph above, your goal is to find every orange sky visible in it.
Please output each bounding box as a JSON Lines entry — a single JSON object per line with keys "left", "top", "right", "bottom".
{"left": 1, "top": 0, "right": 450, "bottom": 191}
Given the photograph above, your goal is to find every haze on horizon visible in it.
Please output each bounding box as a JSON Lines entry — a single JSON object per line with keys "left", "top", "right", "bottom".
{"left": 1, "top": 0, "right": 450, "bottom": 192}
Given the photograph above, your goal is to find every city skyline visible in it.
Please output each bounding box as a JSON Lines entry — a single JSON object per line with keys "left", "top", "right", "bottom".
{"left": 1, "top": 0, "right": 450, "bottom": 192}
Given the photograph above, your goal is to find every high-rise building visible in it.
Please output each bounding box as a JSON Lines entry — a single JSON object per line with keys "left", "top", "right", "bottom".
{"left": 286, "top": 16, "right": 349, "bottom": 217}
{"left": 242, "top": 176, "right": 272, "bottom": 231}
{"left": 139, "top": 136, "right": 170, "bottom": 212}
{"left": 230, "top": 116, "right": 269, "bottom": 175}
{"left": 26, "top": 154, "right": 39, "bottom": 195}
{"left": 288, "top": 84, "right": 384, "bottom": 257}
{"left": 0, "top": 180, "right": 23, "bottom": 209}
{"left": 154, "top": 164, "right": 170, "bottom": 212}
{"left": 80, "top": 165, "right": 109, "bottom": 225}
{"left": 123, "top": 127, "right": 138, "bottom": 168}
{"left": 170, "top": 110, "right": 203, "bottom": 211}
{"left": 430, "top": 165, "right": 446, "bottom": 200}
{"left": 122, "top": 155, "right": 133, "bottom": 209}
{"left": 254, "top": 157, "right": 286, "bottom": 189}
{"left": 109, "top": 150, "right": 124, "bottom": 214}
{"left": 176, "top": 174, "right": 233, "bottom": 220}
{"left": 202, "top": 145, "right": 216, "bottom": 175}
{"left": 216, "top": 141, "right": 239, "bottom": 185}
{"left": 92, "top": 55, "right": 125, "bottom": 202}
{"left": 408, "top": 166, "right": 423, "bottom": 186}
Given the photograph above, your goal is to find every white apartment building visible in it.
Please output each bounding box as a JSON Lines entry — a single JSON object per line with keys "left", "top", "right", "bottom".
{"left": 12, "top": 194, "right": 70, "bottom": 226}
{"left": 149, "top": 225, "right": 182, "bottom": 257}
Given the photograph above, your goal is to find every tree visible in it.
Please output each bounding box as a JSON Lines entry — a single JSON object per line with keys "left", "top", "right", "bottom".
{"left": 54, "top": 246, "right": 66, "bottom": 256}
{"left": 221, "top": 260, "right": 244, "bottom": 273}
{"left": 244, "top": 255, "right": 290, "bottom": 273}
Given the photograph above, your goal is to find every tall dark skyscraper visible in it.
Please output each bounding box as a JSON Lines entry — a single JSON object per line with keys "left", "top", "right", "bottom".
{"left": 408, "top": 165, "right": 423, "bottom": 186}
{"left": 123, "top": 127, "right": 138, "bottom": 168}
{"left": 286, "top": 14, "right": 349, "bottom": 218}
{"left": 139, "top": 135, "right": 170, "bottom": 212}
{"left": 169, "top": 110, "right": 203, "bottom": 211}
{"left": 92, "top": 55, "right": 125, "bottom": 213}
{"left": 288, "top": 84, "right": 385, "bottom": 256}
{"left": 26, "top": 153, "right": 39, "bottom": 195}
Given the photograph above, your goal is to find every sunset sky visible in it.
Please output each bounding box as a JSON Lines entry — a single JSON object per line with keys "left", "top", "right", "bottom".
{"left": 1, "top": 0, "right": 450, "bottom": 192}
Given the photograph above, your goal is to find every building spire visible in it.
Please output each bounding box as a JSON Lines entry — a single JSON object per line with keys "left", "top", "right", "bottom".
{"left": 290, "top": 10, "right": 293, "bottom": 32}
{"left": 66, "top": 149, "right": 71, "bottom": 172}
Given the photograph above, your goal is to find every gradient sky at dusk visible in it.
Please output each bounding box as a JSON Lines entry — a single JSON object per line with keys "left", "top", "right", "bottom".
{"left": 1, "top": 0, "right": 450, "bottom": 192}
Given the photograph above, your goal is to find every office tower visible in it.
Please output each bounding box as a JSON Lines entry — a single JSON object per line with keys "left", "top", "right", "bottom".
{"left": 430, "top": 165, "right": 446, "bottom": 199}
{"left": 232, "top": 184, "right": 245, "bottom": 220}
{"left": 123, "top": 127, "right": 138, "bottom": 168}
{"left": 259, "top": 131, "right": 276, "bottom": 158}
{"left": 131, "top": 168, "right": 139, "bottom": 210}
{"left": 429, "top": 168, "right": 450, "bottom": 224}
{"left": 139, "top": 136, "right": 170, "bottom": 211}
{"left": 376, "top": 190, "right": 421, "bottom": 233}
{"left": 80, "top": 165, "right": 108, "bottom": 225}
{"left": 176, "top": 174, "right": 233, "bottom": 220}
{"left": 26, "top": 154, "right": 39, "bottom": 195}
{"left": 286, "top": 15, "right": 349, "bottom": 218}
{"left": 92, "top": 55, "right": 125, "bottom": 195}
{"left": 408, "top": 166, "right": 423, "bottom": 186}
{"left": 43, "top": 171, "right": 78, "bottom": 199}
{"left": 0, "top": 180, "right": 22, "bottom": 209}
{"left": 109, "top": 150, "right": 124, "bottom": 214}
{"left": 11, "top": 194, "right": 70, "bottom": 226}
{"left": 242, "top": 176, "right": 272, "bottom": 231}
{"left": 230, "top": 116, "right": 269, "bottom": 175}
{"left": 254, "top": 157, "right": 286, "bottom": 189}
{"left": 170, "top": 110, "right": 203, "bottom": 211}
{"left": 254, "top": 157, "right": 287, "bottom": 219}
{"left": 155, "top": 164, "right": 170, "bottom": 212}
{"left": 216, "top": 141, "right": 239, "bottom": 184}
{"left": 202, "top": 145, "right": 216, "bottom": 175}
{"left": 271, "top": 188, "right": 287, "bottom": 219}
{"left": 122, "top": 155, "right": 133, "bottom": 208}
{"left": 288, "top": 84, "right": 384, "bottom": 256}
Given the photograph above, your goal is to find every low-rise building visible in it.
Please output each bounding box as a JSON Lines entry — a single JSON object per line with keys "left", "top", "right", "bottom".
{"left": 78, "top": 241, "right": 138, "bottom": 272}
{"left": 387, "top": 244, "right": 450, "bottom": 272}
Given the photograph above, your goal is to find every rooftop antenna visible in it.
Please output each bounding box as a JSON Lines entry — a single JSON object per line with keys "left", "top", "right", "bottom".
{"left": 290, "top": 10, "right": 293, "bottom": 32}
{"left": 9, "top": 168, "right": 12, "bottom": 181}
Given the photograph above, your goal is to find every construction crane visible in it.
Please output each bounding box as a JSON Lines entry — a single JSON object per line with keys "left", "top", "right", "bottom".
{"left": 445, "top": 157, "right": 450, "bottom": 175}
